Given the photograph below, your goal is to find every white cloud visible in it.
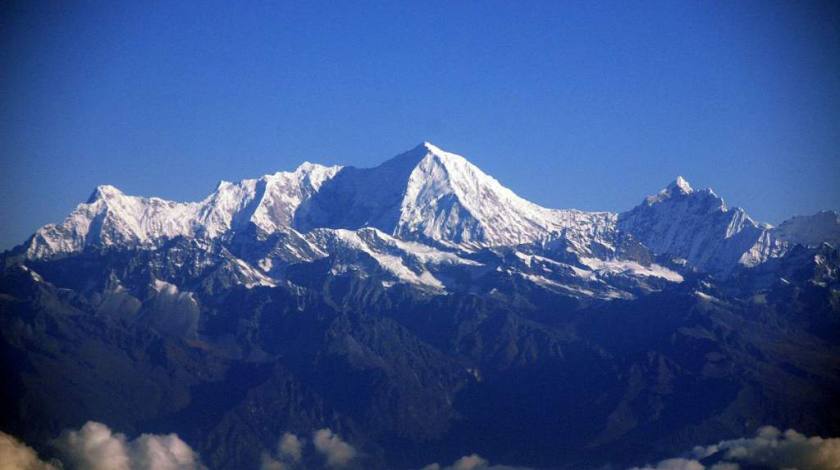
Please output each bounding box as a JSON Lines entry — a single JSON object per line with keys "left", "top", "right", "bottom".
{"left": 260, "top": 432, "right": 305, "bottom": 470}
{"left": 628, "top": 458, "right": 704, "bottom": 470}
{"left": 631, "top": 426, "right": 840, "bottom": 470}
{"left": 449, "top": 454, "right": 489, "bottom": 470}
{"left": 420, "top": 453, "right": 530, "bottom": 470}
{"left": 260, "top": 453, "right": 288, "bottom": 470}
{"left": 53, "top": 421, "right": 203, "bottom": 470}
{"left": 694, "top": 425, "right": 840, "bottom": 470}
{"left": 279, "top": 433, "right": 303, "bottom": 463}
{"left": 129, "top": 433, "right": 202, "bottom": 470}
{"left": 0, "top": 431, "right": 59, "bottom": 470}
{"left": 707, "top": 464, "right": 739, "bottom": 470}
{"left": 312, "top": 429, "right": 357, "bottom": 468}
{"left": 54, "top": 421, "right": 131, "bottom": 470}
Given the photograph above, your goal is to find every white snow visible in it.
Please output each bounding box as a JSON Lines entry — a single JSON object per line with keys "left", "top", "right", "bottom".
{"left": 19, "top": 265, "right": 44, "bottom": 283}
{"left": 151, "top": 279, "right": 199, "bottom": 306}
{"left": 316, "top": 228, "right": 446, "bottom": 290}
{"left": 644, "top": 176, "right": 694, "bottom": 204}
{"left": 521, "top": 273, "right": 596, "bottom": 297}
{"left": 152, "top": 279, "right": 181, "bottom": 295}
{"left": 395, "top": 143, "right": 617, "bottom": 252}
{"left": 23, "top": 142, "right": 839, "bottom": 295}
{"left": 26, "top": 162, "right": 342, "bottom": 258}
{"left": 694, "top": 290, "right": 718, "bottom": 302}
{"left": 521, "top": 273, "right": 632, "bottom": 299}
{"left": 619, "top": 177, "right": 774, "bottom": 274}
{"left": 774, "top": 211, "right": 840, "bottom": 247}
{"left": 227, "top": 256, "right": 277, "bottom": 288}
{"left": 579, "top": 258, "right": 684, "bottom": 283}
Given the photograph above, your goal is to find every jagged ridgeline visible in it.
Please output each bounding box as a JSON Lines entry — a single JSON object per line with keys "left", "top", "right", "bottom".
{"left": 2, "top": 143, "right": 839, "bottom": 469}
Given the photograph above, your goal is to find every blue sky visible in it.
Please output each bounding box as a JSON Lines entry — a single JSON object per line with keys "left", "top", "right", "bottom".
{"left": 1, "top": 0, "right": 838, "bottom": 249}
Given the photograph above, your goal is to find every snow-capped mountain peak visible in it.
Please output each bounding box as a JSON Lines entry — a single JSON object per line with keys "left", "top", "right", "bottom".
{"left": 619, "top": 177, "right": 774, "bottom": 273}
{"left": 394, "top": 142, "right": 616, "bottom": 250}
{"left": 87, "top": 184, "right": 125, "bottom": 202}
{"left": 645, "top": 176, "right": 695, "bottom": 204}
{"left": 18, "top": 143, "right": 839, "bottom": 287}
{"left": 289, "top": 141, "right": 616, "bottom": 251}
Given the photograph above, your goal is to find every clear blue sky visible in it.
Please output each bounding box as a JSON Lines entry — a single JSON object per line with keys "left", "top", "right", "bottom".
{"left": 1, "top": 0, "right": 838, "bottom": 249}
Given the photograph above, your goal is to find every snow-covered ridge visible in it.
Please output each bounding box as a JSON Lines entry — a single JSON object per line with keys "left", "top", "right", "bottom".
{"left": 26, "top": 162, "right": 341, "bottom": 258}
{"left": 737, "top": 210, "right": 840, "bottom": 269}
{"left": 774, "top": 210, "right": 840, "bottom": 248}
{"left": 619, "top": 177, "right": 838, "bottom": 273}
{"left": 306, "top": 227, "right": 482, "bottom": 290}
{"left": 644, "top": 175, "right": 694, "bottom": 204}
{"left": 21, "top": 142, "right": 839, "bottom": 287}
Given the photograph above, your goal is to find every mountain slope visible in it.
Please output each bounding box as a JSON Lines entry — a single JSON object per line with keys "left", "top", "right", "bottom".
{"left": 296, "top": 142, "right": 617, "bottom": 253}
{"left": 2, "top": 142, "right": 840, "bottom": 470}
{"left": 618, "top": 177, "right": 775, "bottom": 274}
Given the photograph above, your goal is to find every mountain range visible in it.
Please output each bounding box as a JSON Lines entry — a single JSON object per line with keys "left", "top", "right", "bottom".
{"left": 2, "top": 143, "right": 839, "bottom": 469}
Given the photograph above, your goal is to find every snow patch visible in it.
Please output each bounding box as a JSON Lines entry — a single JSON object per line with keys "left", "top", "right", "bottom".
{"left": 579, "top": 258, "right": 684, "bottom": 283}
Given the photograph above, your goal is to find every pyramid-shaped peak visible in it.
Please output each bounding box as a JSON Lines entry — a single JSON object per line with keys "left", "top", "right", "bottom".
{"left": 642, "top": 176, "right": 698, "bottom": 205}
{"left": 375, "top": 142, "right": 467, "bottom": 175}
{"left": 408, "top": 141, "right": 468, "bottom": 162}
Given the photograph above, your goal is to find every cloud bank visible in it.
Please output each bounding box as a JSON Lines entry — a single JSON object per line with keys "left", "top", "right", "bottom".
{"left": 630, "top": 426, "right": 840, "bottom": 470}
{"left": 420, "top": 453, "right": 531, "bottom": 470}
{"left": 628, "top": 459, "right": 710, "bottom": 470}
{"left": 313, "top": 429, "right": 357, "bottom": 468}
{"left": 279, "top": 433, "right": 304, "bottom": 463}
{"left": 261, "top": 432, "right": 307, "bottom": 470}
{"left": 53, "top": 421, "right": 203, "bottom": 470}
{"left": 0, "top": 431, "right": 59, "bottom": 470}
{"left": 1, "top": 422, "right": 203, "bottom": 470}
{"left": 5, "top": 422, "right": 838, "bottom": 470}
{"left": 423, "top": 427, "right": 840, "bottom": 470}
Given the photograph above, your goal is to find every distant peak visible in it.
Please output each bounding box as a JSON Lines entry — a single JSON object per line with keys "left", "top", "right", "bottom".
{"left": 668, "top": 176, "right": 693, "bottom": 194}
{"left": 87, "top": 184, "right": 124, "bottom": 203}
{"left": 643, "top": 176, "right": 696, "bottom": 205}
